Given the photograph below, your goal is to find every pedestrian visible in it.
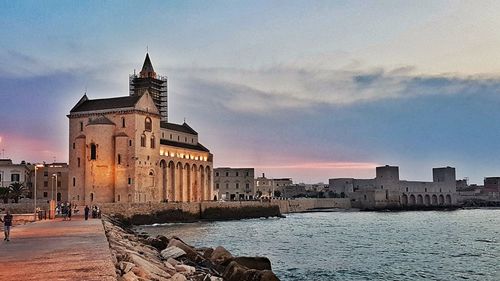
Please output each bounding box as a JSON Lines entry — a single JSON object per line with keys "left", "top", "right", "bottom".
{"left": 84, "top": 205, "right": 90, "bottom": 220}
{"left": 62, "top": 203, "right": 67, "bottom": 221}
{"left": 0, "top": 210, "right": 13, "bottom": 241}
{"left": 68, "top": 203, "right": 72, "bottom": 221}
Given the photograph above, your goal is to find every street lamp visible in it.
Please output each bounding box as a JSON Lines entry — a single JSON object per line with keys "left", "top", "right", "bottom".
{"left": 33, "top": 164, "right": 44, "bottom": 216}
{"left": 52, "top": 173, "right": 58, "bottom": 202}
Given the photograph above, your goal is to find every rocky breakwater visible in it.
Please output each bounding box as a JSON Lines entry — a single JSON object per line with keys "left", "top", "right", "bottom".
{"left": 103, "top": 215, "right": 280, "bottom": 281}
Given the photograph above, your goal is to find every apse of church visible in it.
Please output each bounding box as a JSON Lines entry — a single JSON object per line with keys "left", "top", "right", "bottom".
{"left": 67, "top": 54, "right": 213, "bottom": 205}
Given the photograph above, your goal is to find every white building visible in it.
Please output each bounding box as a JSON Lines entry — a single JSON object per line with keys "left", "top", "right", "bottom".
{"left": 0, "top": 159, "right": 31, "bottom": 189}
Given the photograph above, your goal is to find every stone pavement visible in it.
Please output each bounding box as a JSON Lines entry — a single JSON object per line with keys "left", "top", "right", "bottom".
{"left": 0, "top": 216, "right": 117, "bottom": 281}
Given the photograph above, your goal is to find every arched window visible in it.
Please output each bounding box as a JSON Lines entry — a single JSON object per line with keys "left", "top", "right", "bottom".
{"left": 145, "top": 117, "right": 152, "bottom": 131}
{"left": 141, "top": 134, "right": 146, "bottom": 147}
{"left": 150, "top": 135, "right": 155, "bottom": 149}
{"left": 121, "top": 117, "right": 126, "bottom": 128}
{"left": 90, "top": 143, "right": 97, "bottom": 160}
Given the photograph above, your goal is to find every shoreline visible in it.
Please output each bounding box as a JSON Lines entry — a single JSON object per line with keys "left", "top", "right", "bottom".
{"left": 103, "top": 215, "right": 280, "bottom": 281}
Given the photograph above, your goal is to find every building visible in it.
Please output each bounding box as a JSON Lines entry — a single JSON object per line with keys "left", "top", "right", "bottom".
{"left": 0, "top": 159, "right": 31, "bottom": 189}
{"left": 329, "top": 165, "right": 457, "bottom": 209}
{"left": 254, "top": 173, "right": 293, "bottom": 198}
{"left": 31, "top": 163, "right": 69, "bottom": 203}
{"left": 214, "top": 168, "right": 254, "bottom": 200}
{"left": 68, "top": 53, "right": 213, "bottom": 205}
{"left": 483, "top": 177, "right": 500, "bottom": 196}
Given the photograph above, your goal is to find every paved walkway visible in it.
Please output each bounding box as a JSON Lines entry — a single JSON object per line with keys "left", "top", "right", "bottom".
{"left": 0, "top": 217, "right": 117, "bottom": 281}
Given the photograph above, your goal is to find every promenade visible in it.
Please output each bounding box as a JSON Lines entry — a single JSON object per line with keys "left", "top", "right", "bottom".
{"left": 0, "top": 217, "right": 117, "bottom": 281}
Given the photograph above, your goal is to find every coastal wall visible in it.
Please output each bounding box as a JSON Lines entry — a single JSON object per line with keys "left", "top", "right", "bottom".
{"left": 274, "top": 198, "right": 352, "bottom": 213}
{"left": 100, "top": 198, "right": 351, "bottom": 224}
{"left": 100, "top": 201, "right": 282, "bottom": 224}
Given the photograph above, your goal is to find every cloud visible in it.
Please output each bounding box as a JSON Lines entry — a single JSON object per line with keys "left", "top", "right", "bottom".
{"left": 172, "top": 65, "right": 500, "bottom": 116}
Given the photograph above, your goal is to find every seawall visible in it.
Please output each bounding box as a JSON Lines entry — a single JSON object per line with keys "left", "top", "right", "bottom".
{"left": 100, "top": 198, "right": 351, "bottom": 225}
{"left": 100, "top": 201, "right": 282, "bottom": 225}
{"left": 273, "top": 198, "right": 352, "bottom": 213}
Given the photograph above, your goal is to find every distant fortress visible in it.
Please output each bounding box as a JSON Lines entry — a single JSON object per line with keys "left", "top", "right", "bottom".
{"left": 67, "top": 54, "right": 213, "bottom": 205}
{"left": 329, "top": 165, "right": 457, "bottom": 209}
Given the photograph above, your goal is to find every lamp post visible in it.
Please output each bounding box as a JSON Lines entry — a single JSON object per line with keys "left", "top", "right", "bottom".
{"left": 33, "top": 164, "right": 44, "bottom": 216}
{"left": 52, "top": 173, "right": 58, "bottom": 203}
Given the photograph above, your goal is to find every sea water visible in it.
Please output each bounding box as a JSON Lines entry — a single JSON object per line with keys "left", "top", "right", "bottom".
{"left": 138, "top": 209, "right": 500, "bottom": 281}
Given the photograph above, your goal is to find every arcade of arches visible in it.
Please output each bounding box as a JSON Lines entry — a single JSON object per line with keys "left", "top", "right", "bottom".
{"left": 159, "top": 159, "right": 212, "bottom": 202}
{"left": 400, "top": 193, "right": 452, "bottom": 206}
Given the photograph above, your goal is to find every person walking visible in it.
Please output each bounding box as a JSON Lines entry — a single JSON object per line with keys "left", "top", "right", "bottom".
{"left": 0, "top": 210, "right": 13, "bottom": 241}
{"left": 84, "top": 205, "right": 90, "bottom": 220}
{"left": 67, "top": 203, "right": 72, "bottom": 221}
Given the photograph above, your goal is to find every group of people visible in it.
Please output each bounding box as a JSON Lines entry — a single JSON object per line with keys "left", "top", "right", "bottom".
{"left": 83, "top": 205, "right": 101, "bottom": 220}
{"left": 57, "top": 202, "right": 76, "bottom": 221}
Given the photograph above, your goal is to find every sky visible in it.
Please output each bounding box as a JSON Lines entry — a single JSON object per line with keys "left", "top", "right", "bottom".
{"left": 1, "top": 0, "right": 500, "bottom": 184}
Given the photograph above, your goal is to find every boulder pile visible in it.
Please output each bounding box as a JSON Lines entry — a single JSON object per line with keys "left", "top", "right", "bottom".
{"left": 103, "top": 215, "right": 280, "bottom": 281}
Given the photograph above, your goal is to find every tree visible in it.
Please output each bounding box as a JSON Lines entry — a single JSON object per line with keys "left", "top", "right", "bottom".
{"left": 0, "top": 187, "right": 10, "bottom": 203}
{"left": 274, "top": 190, "right": 281, "bottom": 198}
{"left": 9, "top": 182, "right": 25, "bottom": 203}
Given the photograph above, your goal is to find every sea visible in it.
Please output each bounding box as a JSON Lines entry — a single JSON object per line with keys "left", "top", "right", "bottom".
{"left": 137, "top": 209, "right": 500, "bottom": 281}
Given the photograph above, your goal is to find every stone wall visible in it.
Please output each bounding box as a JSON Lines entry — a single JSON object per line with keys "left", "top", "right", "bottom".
{"left": 0, "top": 202, "right": 50, "bottom": 214}
{"left": 99, "top": 198, "right": 351, "bottom": 225}
{"left": 273, "top": 198, "right": 351, "bottom": 213}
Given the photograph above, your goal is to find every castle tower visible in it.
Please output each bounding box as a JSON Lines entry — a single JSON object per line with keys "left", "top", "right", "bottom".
{"left": 130, "top": 53, "right": 168, "bottom": 122}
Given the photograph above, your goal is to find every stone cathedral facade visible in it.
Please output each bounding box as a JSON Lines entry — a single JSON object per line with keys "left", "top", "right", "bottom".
{"left": 68, "top": 54, "right": 213, "bottom": 205}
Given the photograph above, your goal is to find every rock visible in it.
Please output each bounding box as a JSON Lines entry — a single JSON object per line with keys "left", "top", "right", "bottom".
{"left": 223, "top": 261, "right": 280, "bottom": 281}
{"left": 163, "top": 260, "right": 177, "bottom": 275}
{"left": 210, "top": 277, "right": 224, "bottom": 281}
{"left": 167, "top": 257, "right": 180, "bottom": 266}
{"left": 171, "top": 273, "right": 188, "bottom": 281}
{"left": 210, "top": 246, "right": 233, "bottom": 264}
{"left": 129, "top": 253, "right": 171, "bottom": 279}
{"left": 200, "top": 247, "right": 214, "bottom": 259}
{"left": 222, "top": 261, "right": 246, "bottom": 281}
{"left": 121, "top": 270, "right": 139, "bottom": 281}
{"left": 233, "top": 256, "right": 272, "bottom": 270}
{"left": 167, "top": 238, "right": 200, "bottom": 260}
{"left": 119, "top": 261, "right": 136, "bottom": 273}
{"left": 132, "top": 267, "right": 150, "bottom": 279}
{"left": 146, "top": 236, "right": 169, "bottom": 251}
{"left": 161, "top": 245, "right": 187, "bottom": 259}
{"left": 175, "top": 264, "right": 196, "bottom": 274}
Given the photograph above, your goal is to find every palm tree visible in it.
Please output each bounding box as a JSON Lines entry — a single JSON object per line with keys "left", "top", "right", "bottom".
{"left": 0, "top": 186, "right": 10, "bottom": 203}
{"left": 9, "top": 182, "right": 25, "bottom": 203}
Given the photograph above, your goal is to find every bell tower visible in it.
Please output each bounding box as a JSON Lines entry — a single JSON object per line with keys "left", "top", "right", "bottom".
{"left": 129, "top": 53, "right": 168, "bottom": 122}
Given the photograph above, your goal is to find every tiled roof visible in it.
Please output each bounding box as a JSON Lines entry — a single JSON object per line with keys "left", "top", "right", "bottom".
{"left": 160, "top": 139, "right": 209, "bottom": 152}
{"left": 70, "top": 95, "right": 141, "bottom": 113}
{"left": 160, "top": 122, "right": 198, "bottom": 135}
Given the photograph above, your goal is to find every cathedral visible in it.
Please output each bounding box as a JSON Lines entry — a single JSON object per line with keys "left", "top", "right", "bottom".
{"left": 68, "top": 54, "right": 213, "bottom": 205}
